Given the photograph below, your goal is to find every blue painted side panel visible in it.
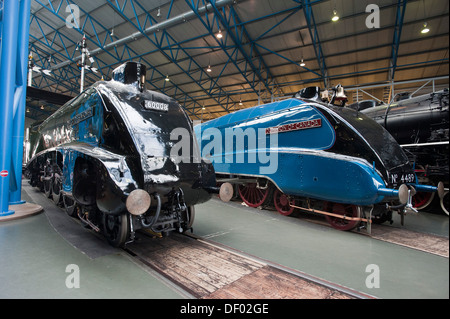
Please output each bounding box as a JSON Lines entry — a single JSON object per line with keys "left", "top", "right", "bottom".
{"left": 70, "top": 91, "right": 103, "bottom": 145}
{"left": 36, "top": 89, "right": 105, "bottom": 193}
{"left": 62, "top": 149, "right": 77, "bottom": 193}
{"left": 211, "top": 151, "right": 385, "bottom": 205}
{"left": 196, "top": 99, "right": 335, "bottom": 155}
{"left": 195, "top": 98, "right": 388, "bottom": 206}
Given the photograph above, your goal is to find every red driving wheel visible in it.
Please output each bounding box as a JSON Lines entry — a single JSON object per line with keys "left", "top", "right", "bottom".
{"left": 238, "top": 183, "right": 269, "bottom": 208}
{"left": 273, "top": 189, "right": 295, "bottom": 216}
{"left": 323, "top": 202, "right": 360, "bottom": 231}
{"left": 412, "top": 192, "right": 435, "bottom": 210}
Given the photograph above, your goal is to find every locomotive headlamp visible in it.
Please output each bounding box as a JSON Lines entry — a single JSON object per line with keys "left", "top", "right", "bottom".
{"left": 126, "top": 189, "right": 151, "bottom": 215}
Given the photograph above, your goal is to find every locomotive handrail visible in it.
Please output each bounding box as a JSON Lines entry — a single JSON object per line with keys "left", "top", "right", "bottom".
{"left": 400, "top": 141, "right": 449, "bottom": 147}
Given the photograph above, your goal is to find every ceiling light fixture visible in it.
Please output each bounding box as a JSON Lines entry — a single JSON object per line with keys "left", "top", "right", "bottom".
{"left": 207, "top": 65, "right": 212, "bottom": 72}
{"left": 216, "top": 29, "right": 223, "bottom": 39}
{"left": 165, "top": 75, "right": 170, "bottom": 82}
{"left": 331, "top": 9, "right": 339, "bottom": 22}
{"left": 421, "top": 22, "right": 430, "bottom": 34}
{"left": 300, "top": 59, "right": 306, "bottom": 67}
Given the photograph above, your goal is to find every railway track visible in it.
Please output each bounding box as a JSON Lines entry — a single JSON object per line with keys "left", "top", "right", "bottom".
{"left": 124, "top": 231, "right": 375, "bottom": 299}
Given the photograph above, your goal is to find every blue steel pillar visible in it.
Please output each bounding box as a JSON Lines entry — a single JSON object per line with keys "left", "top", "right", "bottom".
{"left": 0, "top": 0, "right": 20, "bottom": 216}
{"left": 9, "top": 0, "right": 32, "bottom": 205}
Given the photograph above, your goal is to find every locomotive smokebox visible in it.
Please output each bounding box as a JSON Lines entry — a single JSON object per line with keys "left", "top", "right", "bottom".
{"left": 113, "top": 61, "right": 147, "bottom": 92}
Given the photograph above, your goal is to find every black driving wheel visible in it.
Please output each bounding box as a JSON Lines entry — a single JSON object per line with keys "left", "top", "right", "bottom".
{"left": 186, "top": 206, "right": 195, "bottom": 229}
{"left": 103, "top": 213, "right": 129, "bottom": 247}
{"left": 63, "top": 194, "right": 78, "bottom": 217}
{"left": 52, "top": 177, "right": 63, "bottom": 205}
{"left": 44, "top": 178, "right": 52, "bottom": 198}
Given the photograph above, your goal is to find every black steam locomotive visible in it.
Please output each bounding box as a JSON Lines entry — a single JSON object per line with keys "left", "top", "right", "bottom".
{"left": 354, "top": 89, "right": 449, "bottom": 214}
{"left": 25, "top": 62, "right": 232, "bottom": 247}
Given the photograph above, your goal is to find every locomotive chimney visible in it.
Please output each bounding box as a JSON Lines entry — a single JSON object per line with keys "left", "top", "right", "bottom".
{"left": 112, "top": 61, "right": 147, "bottom": 92}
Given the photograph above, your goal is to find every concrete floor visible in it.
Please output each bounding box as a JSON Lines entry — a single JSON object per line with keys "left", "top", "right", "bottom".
{"left": 193, "top": 199, "right": 449, "bottom": 299}
{"left": 0, "top": 182, "right": 448, "bottom": 299}
{"left": 0, "top": 185, "right": 183, "bottom": 299}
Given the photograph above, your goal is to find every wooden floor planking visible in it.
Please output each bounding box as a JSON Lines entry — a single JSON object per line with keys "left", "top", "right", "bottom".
{"left": 128, "top": 234, "right": 264, "bottom": 297}
{"left": 370, "top": 226, "right": 449, "bottom": 257}
{"left": 128, "top": 233, "right": 355, "bottom": 299}
{"left": 204, "top": 266, "right": 353, "bottom": 299}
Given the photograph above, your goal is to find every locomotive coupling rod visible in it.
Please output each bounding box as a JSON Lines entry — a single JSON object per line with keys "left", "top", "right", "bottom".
{"left": 291, "top": 205, "right": 371, "bottom": 223}
{"left": 216, "top": 178, "right": 258, "bottom": 184}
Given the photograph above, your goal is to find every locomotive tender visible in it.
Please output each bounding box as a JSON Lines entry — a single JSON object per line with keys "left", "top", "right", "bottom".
{"left": 25, "top": 62, "right": 231, "bottom": 247}
{"left": 195, "top": 87, "right": 444, "bottom": 231}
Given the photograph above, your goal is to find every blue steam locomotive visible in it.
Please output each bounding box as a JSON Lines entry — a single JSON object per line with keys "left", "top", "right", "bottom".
{"left": 194, "top": 87, "right": 444, "bottom": 231}
{"left": 25, "top": 62, "right": 231, "bottom": 247}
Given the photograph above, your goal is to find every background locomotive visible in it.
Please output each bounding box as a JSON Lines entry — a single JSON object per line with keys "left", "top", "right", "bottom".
{"left": 24, "top": 62, "right": 231, "bottom": 247}
{"left": 195, "top": 87, "right": 444, "bottom": 232}
{"left": 354, "top": 89, "right": 449, "bottom": 215}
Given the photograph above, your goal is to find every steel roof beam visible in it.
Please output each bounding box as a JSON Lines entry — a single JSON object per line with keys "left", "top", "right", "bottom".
{"left": 104, "top": 0, "right": 234, "bottom": 114}
{"left": 30, "top": 0, "right": 308, "bottom": 112}
{"left": 30, "top": 0, "right": 224, "bottom": 120}
{"left": 206, "top": 0, "right": 279, "bottom": 96}
{"left": 33, "top": 0, "right": 236, "bottom": 118}
{"left": 49, "top": 0, "right": 235, "bottom": 70}
{"left": 184, "top": 0, "right": 266, "bottom": 102}
{"left": 389, "top": 0, "right": 408, "bottom": 81}
{"left": 301, "top": 0, "right": 328, "bottom": 88}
